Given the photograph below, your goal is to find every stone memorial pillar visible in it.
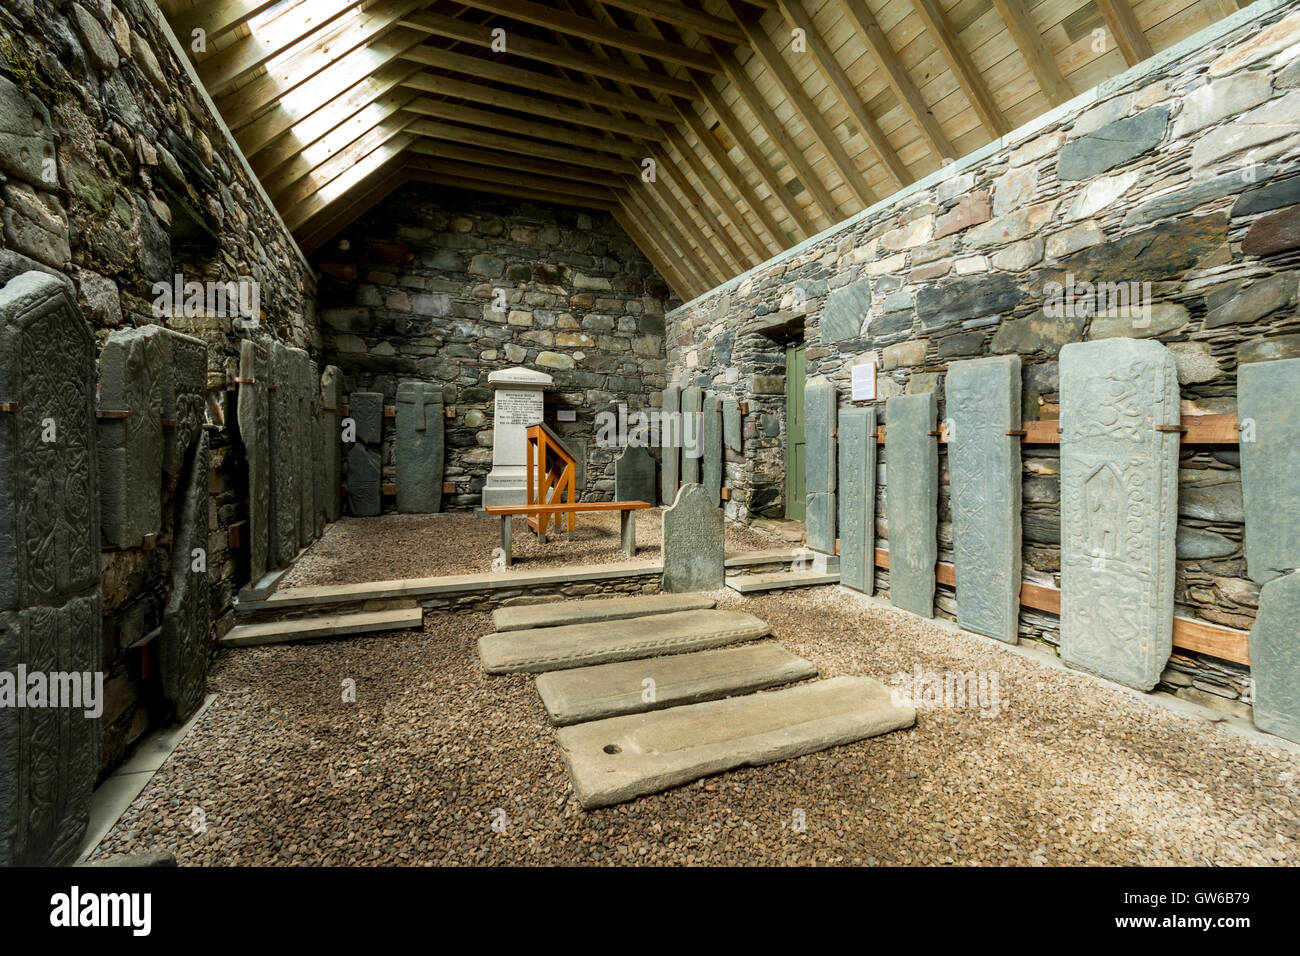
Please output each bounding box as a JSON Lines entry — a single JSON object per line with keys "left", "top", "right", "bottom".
{"left": 662, "top": 483, "right": 725, "bottom": 592}
{"left": 97, "top": 325, "right": 164, "bottom": 549}
{"left": 161, "top": 431, "right": 211, "bottom": 722}
{"left": 1059, "top": 339, "right": 1179, "bottom": 691}
{"left": 483, "top": 367, "right": 552, "bottom": 508}
{"left": 614, "top": 444, "right": 655, "bottom": 502}
{"left": 347, "top": 391, "right": 383, "bottom": 517}
{"left": 395, "top": 379, "right": 444, "bottom": 514}
{"left": 885, "top": 392, "right": 938, "bottom": 618}
{"left": 269, "top": 343, "right": 299, "bottom": 562}
{"left": 681, "top": 386, "right": 702, "bottom": 485}
{"left": 838, "top": 407, "right": 877, "bottom": 594}
{"left": 805, "top": 377, "right": 837, "bottom": 556}
{"left": 238, "top": 340, "right": 270, "bottom": 583}
{"left": 319, "top": 366, "right": 343, "bottom": 523}
{"left": 660, "top": 384, "right": 681, "bottom": 505}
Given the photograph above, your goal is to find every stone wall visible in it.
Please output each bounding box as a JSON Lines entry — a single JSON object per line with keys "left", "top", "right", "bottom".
{"left": 664, "top": 0, "right": 1300, "bottom": 709}
{"left": 312, "top": 182, "right": 676, "bottom": 510}
{"left": 1, "top": 0, "right": 318, "bottom": 773}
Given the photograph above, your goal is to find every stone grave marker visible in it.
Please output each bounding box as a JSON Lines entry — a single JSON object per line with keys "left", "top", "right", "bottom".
{"left": 662, "top": 483, "right": 724, "bottom": 592}
{"left": 237, "top": 340, "right": 270, "bottom": 583}
{"left": 838, "top": 407, "right": 877, "bottom": 594}
{"left": 723, "top": 397, "right": 742, "bottom": 452}
{"left": 681, "top": 386, "right": 702, "bottom": 485}
{"left": 1059, "top": 338, "right": 1179, "bottom": 691}
{"left": 160, "top": 431, "right": 210, "bottom": 721}
{"left": 97, "top": 325, "right": 164, "bottom": 549}
{"left": 395, "top": 379, "right": 444, "bottom": 514}
{"left": 805, "top": 376, "right": 837, "bottom": 554}
{"left": 347, "top": 390, "right": 383, "bottom": 517}
{"left": 947, "top": 355, "right": 1023, "bottom": 643}
{"left": 660, "top": 384, "right": 680, "bottom": 505}
{"left": 269, "top": 343, "right": 300, "bottom": 562}
{"left": 614, "top": 443, "right": 655, "bottom": 502}
{"left": 483, "top": 367, "right": 551, "bottom": 507}
{"left": 1250, "top": 569, "right": 1300, "bottom": 743}
{"left": 885, "top": 392, "right": 938, "bottom": 617}
{"left": 1238, "top": 357, "right": 1300, "bottom": 584}
{"left": 159, "top": 329, "right": 206, "bottom": 479}
{"left": 319, "top": 365, "right": 342, "bottom": 523}
{"left": 702, "top": 392, "right": 722, "bottom": 505}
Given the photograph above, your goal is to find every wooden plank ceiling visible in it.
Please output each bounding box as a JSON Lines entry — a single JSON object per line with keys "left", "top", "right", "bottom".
{"left": 161, "top": 0, "right": 1240, "bottom": 299}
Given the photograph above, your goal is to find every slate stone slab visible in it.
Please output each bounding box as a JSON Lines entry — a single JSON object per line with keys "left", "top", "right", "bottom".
{"left": 97, "top": 326, "right": 164, "bottom": 548}
{"left": 290, "top": 349, "right": 314, "bottom": 546}
{"left": 917, "top": 275, "right": 1022, "bottom": 334}
{"left": 161, "top": 431, "right": 210, "bottom": 722}
{"left": 614, "top": 443, "right": 655, "bottom": 503}
{"left": 1057, "top": 106, "right": 1169, "bottom": 180}
{"left": 536, "top": 643, "right": 819, "bottom": 726}
{"left": 347, "top": 391, "right": 384, "bottom": 518}
{"left": 319, "top": 366, "right": 342, "bottom": 523}
{"left": 309, "top": 360, "right": 324, "bottom": 540}
{"left": 555, "top": 676, "right": 915, "bottom": 809}
{"left": 237, "top": 341, "right": 270, "bottom": 583}
{"left": 158, "top": 329, "right": 206, "bottom": 479}
{"left": 723, "top": 397, "right": 741, "bottom": 452}
{"left": 838, "top": 407, "right": 877, "bottom": 594}
{"left": 395, "top": 379, "right": 444, "bottom": 514}
{"left": 805, "top": 376, "right": 837, "bottom": 553}
{"left": 268, "top": 343, "right": 299, "bottom": 565}
{"left": 821, "top": 281, "right": 870, "bottom": 343}
{"left": 1250, "top": 569, "right": 1300, "bottom": 743}
{"left": 350, "top": 391, "right": 384, "bottom": 445}
{"left": 947, "top": 355, "right": 1023, "bottom": 643}
{"left": 680, "top": 386, "right": 702, "bottom": 484}
{"left": 0, "top": 271, "right": 101, "bottom": 866}
{"left": 1059, "top": 339, "right": 1179, "bottom": 691}
{"left": 660, "top": 385, "right": 680, "bottom": 505}
{"left": 885, "top": 393, "right": 938, "bottom": 617}
{"left": 1238, "top": 357, "right": 1300, "bottom": 583}
{"left": 702, "top": 392, "right": 722, "bottom": 505}
{"left": 478, "top": 609, "right": 768, "bottom": 674}
{"left": 492, "top": 593, "right": 716, "bottom": 632}
{"left": 662, "top": 483, "right": 724, "bottom": 593}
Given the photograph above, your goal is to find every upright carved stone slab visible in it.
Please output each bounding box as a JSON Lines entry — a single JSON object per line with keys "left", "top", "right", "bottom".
{"left": 237, "top": 341, "right": 269, "bottom": 583}
{"left": 319, "top": 366, "right": 343, "bottom": 523}
{"left": 885, "top": 393, "right": 937, "bottom": 618}
{"left": 681, "top": 386, "right": 702, "bottom": 485}
{"left": 660, "top": 385, "right": 680, "bottom": 505}
{"left": 289, "top": 349, "right": 314, "bottom": 547}
{"left": 0, "top": 271, "right": 101, "bottom": 866}
{"left": 947, "top": 355, "right": 1023, "bottom": 643}
{"left": 723, "top": 397, "right": 741, "bottom": 452}
{"left": 161, "top": 431, "right": 210, "bottom": 721}
{"left": 348, "top": 391, "right": 383, "bottom": 517}
{"left": 614, "top": 444, "right": 655, "bottom": 502}
{"left": 268, "top": 343, "right": 299, "bottom": 566}
{"left": 1250, "top": 569, "right": 1300, "bottom": 743}
{"left": 805, "top": 377, "right": 837, "bottom": 554}
{"left": 1238, "top": 357, "right": 1300, "bottom": 584}
{"left": 702, "top": 392, "right": 722, "bottom": 506}
{"left": 395, "top": 379, "right": 444, "bottom": 514}
{"left": 838, "top": 408, "right": 877, "bottom": 594}
{"left": 662, "top": 483, "right": 724, "bottom": 593}
{"left": 1059, "top": 339, "right": 1179, "bottom": 691}
{"left": 159, "top": 329, "right": 205, "bottom": 479}
{"left": 309, "top": 360, "right": 324, "bottom": 540}
{"left": 97, "top": 326, "right": 164, "bottom": 548}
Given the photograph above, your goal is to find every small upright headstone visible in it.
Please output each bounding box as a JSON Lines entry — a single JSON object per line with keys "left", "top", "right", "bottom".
{"left": 660, "top": 384, "right": 681, "bottom": 505}
{"left": 1059, "top": 338, "right": 1179, "bottom": 691}
{"left": 290, "top": 349, "right": 315, "bottom": 547}
{"left": 1250, "top": 569, "right": 1300, "bottom": 743}
{"left": 160, "top": 431, "right": 211, "bottom": 722}
{"left": 269, "top": 343, "right": 299, "bottom": 563}
{"left": 395, "top": 379, "right": 444, "bottom": 514}
{"left": 947, "top": 355, "right": 1023, "bottom": 643}
{"left": 702, "top": 392, "right": 722, "bottom": 505}
{"left": 238, "top": 340, "right": 270, "bottom": 583}
{"left": 158, "top": 329, "right": 206, "bottom": 479}
{"left": 885, "top": 392, "right": 937, "bottom": 617}
{"left": 681, "top": 386, "right": 702, "bottom": 485}
{"left": 0, "top": 271, "right": 102, "bottom": 866}
{"left": 319, "top": 365, "right": 342, "bottom": 523}
{"left": 805, "top": 377, "right": 837, "bottom": 554}
{"left": 347, "top": 390, "right": 383, "bottom": 517}
{"left": 614, "top": 444, "right": 655, "bottom": 502}
{"left": 838, "top": 407, "right": 877, "bottom": 594}
{"left": 483, "top": 367, "right": 551, "bottom": 507}
{"left": 723, "top": 397, "right": 742, "bottom": 452}
{"left": 97, "top": 325, "right": 164, "bottom": 548}
{"left": 662, "top": 483, "right": 725, "bottom": 592}
{"left": 1238, "top": 357, "right": 1300, "bottom": 583}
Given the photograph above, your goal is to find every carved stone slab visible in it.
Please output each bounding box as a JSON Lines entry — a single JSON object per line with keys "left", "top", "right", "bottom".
{"left": 885, "top": 392, "right": 937, "bottom": 618}
{"left": 237, "top": 340, "right": 269, "bottom": 583}
{"left": 614, "top": 443, "right": 655, "bottom": 503}
{"left": 161, "top": 431, "right": 210, "bottom": 721}
{"left": 347, "top": 391, "right": 383, "bottom": 517}
{"left": 723, "top": 397, "right": 741, "bottom": 452}
{"left": 681, "top": 386, "right": 702, "bottom": 485}
{"left": 395, "top": 379, "right": 444, "bottom": 514}
{"left": 1238, "top": 357, "right": 1300, "bottom": 583}
{"left": 97, "top": 326, "right": 164, "bottom": 548}
{"left": 660, "top": 385, "right": 680, "bottom": 505}
{"left": 1059, "top": 338, "right": 1179, "bottom": 691}
{"left": 805, "top": 376, "right": 837, "bottom": 554}
{"left": 1250, "top": 569, "right": 1300, "bottom": 743}
{"left": 838, "top": 407, "right": 877, "bottom": 594}
{"left": 159, "top": 329, "right": 205, "bottom": 479}
{"left": 0, "top": 271, "right": 101, "bottom": 866}
{"left": 947, "top": 355, "right": 1023, "bottom": 643}
{"left": 289, "top": 349, "right": 314, "bottom": 547}
{"left": 350, "top": 391, "right": 384, "bottom": 444}
{"left": 662, "top": 483, "right": 724, "bottom": 592}
{"left": 308, "top": 359, "right": 323, "bottom": 540}
{"left": 702, "top": 392, "right": 722, "bottom": 506}
{"left": 268, "top": 343, "right": 298, "bottom": 565}
{"left": 320, "top": 366, "right": 342, "bottom": 523}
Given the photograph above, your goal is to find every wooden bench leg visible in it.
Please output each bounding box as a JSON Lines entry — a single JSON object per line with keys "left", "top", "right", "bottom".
{"left": 620, "top": 509, "right": 636, "bottom": 557}
{"left": 500, "top": 516, "right": 513, "bottom": 568}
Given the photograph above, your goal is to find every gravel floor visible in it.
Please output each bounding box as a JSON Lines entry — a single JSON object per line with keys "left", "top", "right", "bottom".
{"left": 279, "top": 511, "right": 784, "bottom": 588}
{"left": 92, "top": 587, "right": 1300, "bottom": 866}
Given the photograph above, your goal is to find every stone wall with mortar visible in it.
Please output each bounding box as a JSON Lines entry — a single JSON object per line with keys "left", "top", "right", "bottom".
{"left": 664, "top": 0, "right": 1300, "bottom": 713}
{"left": 312, "top": 182, "right": 676, "bottom": 510}
{"left": 1, "top": 0, "right": 319, "bottom": 773}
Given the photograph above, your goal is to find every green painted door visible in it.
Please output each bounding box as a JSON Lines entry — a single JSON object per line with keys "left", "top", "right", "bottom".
{"left": 785, "top": 343, "right": 806, "bottom": 520}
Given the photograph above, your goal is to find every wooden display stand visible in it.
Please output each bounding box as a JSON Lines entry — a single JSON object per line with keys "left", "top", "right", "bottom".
{"left": 524, "top": 422, "right": 577, "bottom": 537}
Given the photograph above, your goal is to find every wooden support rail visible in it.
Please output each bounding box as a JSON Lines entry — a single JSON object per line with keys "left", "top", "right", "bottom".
{"left": 864, "top": 413, "right": 1240, "bottom": 446}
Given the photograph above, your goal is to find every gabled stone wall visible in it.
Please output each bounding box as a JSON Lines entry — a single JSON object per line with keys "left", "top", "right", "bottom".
{"left": 665, "top": 0, "right": 1300, "bottom": 710}
{"left": 313, "top": 182, "right": 676, "bottom": 510}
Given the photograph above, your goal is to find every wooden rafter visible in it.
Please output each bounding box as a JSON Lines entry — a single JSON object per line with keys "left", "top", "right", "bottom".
{"left": 407, "top": 139, "right": 622, "bottom": 187}
{"left": 1096, "top": 0, "right": 1154, "bottom": 66}
{"left": 299, "top": 164, "right": 411, "bottom": 256}
{"left": 405, "top": 118, "right": 633, "bottom": 173}
{"left": 270, "top": 116, "right": 414, "bottom": 205}
{"left": 991, "top": 0, "right": 1072, "bottom": 107}
{"left": 285, "top": 134, "right": 417, "bottom": 229}
{"left": 909, "top": 0, "right": 1009, "bottom": 138}
{"left": 263, "top": 109, "right": 414, "bottom": 200}
{"left": 408, "top": 156, "right": 621, "bottom": 205}
{"left": 173, "top": 0, "right": 283, "bottom": 45}
{"left": 596, "top": 0, "right": 748, "bottom": 43}
{"left": 613, "top": 206, "right": 696, "bottom": 300}
{"left": 402, "top": 96, "right": 645, "bottom": 157}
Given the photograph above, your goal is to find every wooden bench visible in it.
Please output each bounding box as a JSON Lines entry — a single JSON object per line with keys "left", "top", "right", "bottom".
{"left": 484, "top": 501, "right": 653, "bottom": 567}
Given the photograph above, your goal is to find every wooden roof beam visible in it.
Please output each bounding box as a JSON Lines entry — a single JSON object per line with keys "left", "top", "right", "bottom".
{"left": 622, "top": 186, "right": 714, "bottom": 293}
{"left": 298, "top": 164, "right": 412, "bottom": 255}
{"left": 650, "top": 143, "right": 751, "bottom": 271}
{"left": 285, "top": 134, "right": 417, "bottom": 230}
{"left": 613, "top": 206, "right": 696, "bottom": 301}
{"left": 403, "top": 96, "right": 644, "bottom": 157}
{"left": 1096, "top": 0, "right": 1154, "bottom": 66}
{"left": 991, "top": 0, "right": 1072, "bottom": 107}
{"left": 406, "top": 139, "right": 624, "bottom": 187}
{"left": 407, "top": 168, "right": 622, "bottom": 212}
{"left": 276, "top": 126, "right": 416, "bottom": 212}
{"left": 406, "top": 156, "right": 621, "bottom": 205}
{"left": 287, "top": 147, "right": 408, "bottom": 232}
{"left": 404, "top": 118, "right": 633, "bottom": 173}
{"left": 909, "top": 0, "right": 1008, "bottom": 138}
{"left": 595, "top": 0, "right": 747, "bottom": 43}
{"left": 263, "top": 106, "right": 415, "bottom": 199}
{"left": 171, "top": 0, "right": 284, "bottom": 46}
{"left": 665, "top": 125, "right": 768, "bottom": 265}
